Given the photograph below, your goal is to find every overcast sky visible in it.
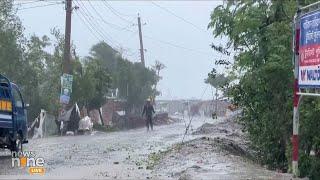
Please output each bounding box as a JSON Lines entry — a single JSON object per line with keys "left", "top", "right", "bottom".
{"left": 16, "top": 0, "right": 229, "bottom": 100}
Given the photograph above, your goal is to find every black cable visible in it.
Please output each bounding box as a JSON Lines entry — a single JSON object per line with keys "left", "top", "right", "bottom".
{"left": 85, "top": 0, "right": 132, "bottom": 32}
{"left": 74, "top": 10, "right": 103, "bottom": 42}
{"left": 151, "top": 1, "right": 206, "bottom": 33}
{"left": 74, "top": 2, "right": 214, "bottom": 56}
{"left": 17, "top": 1, "right": 64, "bottom": 11}
{"left": 80, "top": 0, "right": 135, "bottom": 53}
{"left": 85, "top": 0, "right": 124, "bottom": 46}
{"left": 143, "top": 35, "right": 212, "bottom": 56}
{"left": 74, "top": 0, "right": 116, "bottom": 46}
{"left": 14, "top": 0, "right": 43, "bottom": 6}
{"left": 151, "top": 1, "right": 231, "bottom": 48}
{"left": 75, "top": 6, "right": 110, "bottom": 44}
{"left": 101, "top": 0, "right": 135, "bottom": 25}
{"left": 101, "top": 0, "right": 136, "bottom": 18}
{"left": 122, "top": 30, "right": 138, "bottom": 44}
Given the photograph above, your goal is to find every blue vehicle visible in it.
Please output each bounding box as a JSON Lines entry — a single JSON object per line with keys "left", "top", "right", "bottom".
{"left": 0, "top": 74, "right": 28, "bottom": 152}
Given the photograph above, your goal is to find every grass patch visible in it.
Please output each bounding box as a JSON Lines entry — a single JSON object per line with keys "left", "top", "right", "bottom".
{"left": 93, "top": 124, "right": 118, "bottom": 132}
{"left": 146, "top": 143, "right": 184, "bottom": 170}
{"left": 147, "top": 152, "right": 164, "bottom": 170}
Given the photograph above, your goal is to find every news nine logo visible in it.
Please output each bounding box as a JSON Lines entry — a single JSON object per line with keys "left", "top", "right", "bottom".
{"left": 11, "top": 151, "right": 45, "bottom": 175}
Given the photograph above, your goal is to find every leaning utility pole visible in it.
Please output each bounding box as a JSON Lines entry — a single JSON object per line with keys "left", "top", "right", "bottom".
{"left": 59, "top": 0, "right": 74, "bottom": 108}
{"left": 138, "top": 14, "right": 145, "bottom": 67}
{"left": 63, "top": 0, "right": 72, "bottom": 74}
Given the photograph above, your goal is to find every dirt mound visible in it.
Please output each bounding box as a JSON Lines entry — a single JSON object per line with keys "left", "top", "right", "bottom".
{"left": 192, "top": 112, "right": 244, "bottom": 140}
{"left": 191, "top": 123, "right": 214, "bottom": 135}
{"left": 213, "top": 136, "right": 253, "bottom": 159}
{"left": 182, "top": 136, "right": 252, "bottom": 159}
{"left": 191, "top": 112, "right": 253, "bottom": 160}
{"left": 192, "top": 123, "right": 229, "bottom": 135}
{"left": 151, "top": 136, "right": 288, "bottom": 179}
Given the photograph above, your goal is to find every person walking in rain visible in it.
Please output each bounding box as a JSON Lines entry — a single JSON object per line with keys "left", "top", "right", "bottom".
{"left": 142, "top": 99, "right": 155, "bottom": 131}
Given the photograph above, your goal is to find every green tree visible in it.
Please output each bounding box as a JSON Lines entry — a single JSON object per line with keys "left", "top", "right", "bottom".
{"left": 205, "top": 68, "right": 231, "bottom": 96}
{"left": 88, "top": 42, "right": 157, "bottom": 113}
{"left": 208, "top": 1, "right": 320, "bottom": 177}
{"left": 0, "top": 0, "right": 24, "bottom": 82}
{"left": 72, "top": 58, "right": 112, "bottom": 110}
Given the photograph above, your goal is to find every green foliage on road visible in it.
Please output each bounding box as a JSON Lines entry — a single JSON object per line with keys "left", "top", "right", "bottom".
{"left": 209, "top": 0, "right": 320, "bottom": 178}
{"left": 0, "top": 0, "right": 157, "bottom": 123}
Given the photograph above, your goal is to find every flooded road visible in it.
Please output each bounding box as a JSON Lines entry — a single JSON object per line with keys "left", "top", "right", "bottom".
{"left": 0, "top": 116, "right": 293, "bottom": 179}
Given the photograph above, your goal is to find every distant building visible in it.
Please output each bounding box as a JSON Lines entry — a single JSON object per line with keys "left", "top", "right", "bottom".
{"left": 155, "top": 99, "right": 230, "bottom": 117}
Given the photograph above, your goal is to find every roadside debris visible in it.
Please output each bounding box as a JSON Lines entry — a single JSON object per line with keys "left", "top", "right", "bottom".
{"left": 28, "top": 109, "right": 58, "bottom": 138}
{"left": 58, "top": 103, "right": 81, "bottom": 135}
{"left": 78, "top": 116, "right": 93, "bottom": 134}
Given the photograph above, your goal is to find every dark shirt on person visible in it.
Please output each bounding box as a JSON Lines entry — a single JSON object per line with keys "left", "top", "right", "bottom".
{"left": 142, "top": 104, "right": 155, "bottom": 117}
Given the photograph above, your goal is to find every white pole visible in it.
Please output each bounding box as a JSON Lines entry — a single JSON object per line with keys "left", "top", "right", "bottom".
{"left": 292, "top": 12, "right": 300, "bottom": 177}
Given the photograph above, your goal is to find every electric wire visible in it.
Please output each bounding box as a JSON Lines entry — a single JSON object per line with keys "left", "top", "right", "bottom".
{"left": 84, "top": 1, "right": 134, "bottom": 32}
{"left": 14, "top": 0, "right": 43, "bottom": 6}
{"left": 151, "top": 1, "right": 206, "bottom": 33}
{"left": 17, "top": 1, "right": 64, "bottom": 11}
{"left": 150, "top": 1, "right": 231, "bottom": 51}
{"left": 74, "top": 10, "right": 103, "bottom": 42}
{"left": 101, "top": 0, "right": 136, "bottom": 18}
{"left": 74, "top": 0, "right": 116, "bottom": 47}
{"left": 101, "top": 0, "right": 135, "bottom": 25}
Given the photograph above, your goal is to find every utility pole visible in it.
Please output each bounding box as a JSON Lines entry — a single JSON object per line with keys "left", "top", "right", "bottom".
{"left": 63, "top": 0, "right": 72, "bottom": 74}
{"left": 215, "top": 88, "right": 218, "bottom": 118}
{"left": 59, "top": 0, "right": 73, "bottom": 135}
{"left": 138, "top": 14, "right": 145, "bottom": 67}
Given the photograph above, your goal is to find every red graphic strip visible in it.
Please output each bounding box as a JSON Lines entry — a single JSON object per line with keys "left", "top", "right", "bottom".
{"left": 299, "top": 44, "right": 320, "bottom": 66}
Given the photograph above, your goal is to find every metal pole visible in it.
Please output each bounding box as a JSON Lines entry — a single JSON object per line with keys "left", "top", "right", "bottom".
{"left": 138, "top": 14, "right": 145, "bottom": 67}
{"left": 292, "top": 12, "right": 300, "bottom": 177}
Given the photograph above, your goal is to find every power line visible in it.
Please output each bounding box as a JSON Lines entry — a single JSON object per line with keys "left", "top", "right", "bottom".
{"left": 17, "top": 1, "right": 64, "bottom": 11}
{"left": 71, "top": 3, "right": 214, "bottom": 57}
{"left": 93, "top": 16, "right": 134, "bottom": 32}
{"left": 143, "top": 34, "right": 212, "bottom": 56}
{"left": 101, "top": 0, "right": 135, "bottom": 25}
{"left": 74, "top": 0, "right": 117, "bottom": 46}
{"left": 122, "top": 30, "right": 138, "bottom": 44}
{"left": 74, "top": 10, "right": 103, "bottom": 42}
{"left": 18, "top": 0, "right": 218, "bottom": 58}
{"left": 150, "top": 1, "right": 231, "bottom": 49}
{"left": 77, "top": 1, "right": 136, "bottom": 32}
{"left": 100, "top": 0, "right": 136, "bottom": 18}
{"left": 151, "top": 1, "right": 207, "bottom": 33}
{"left": 77, "top": 0, "right": 135, "bottom": 54}
{"left": 14, "top": 0, "right": 43, "bottom": 6}
{"left": 16, "top": 0, "right": 229, "bottom": 58}
{"left": 84, "top": 0, "right": 133, "bottom": 32}
{"left": 85, "top": 0, "right": 119, "bottom": 44}
{"left": 75, "top": 4, "right": 111, "bottom": 45}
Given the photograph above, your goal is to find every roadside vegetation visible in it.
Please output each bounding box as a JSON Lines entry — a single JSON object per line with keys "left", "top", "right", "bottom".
{"left": 208, "top": 1, "right": 320, "bottom": 178}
